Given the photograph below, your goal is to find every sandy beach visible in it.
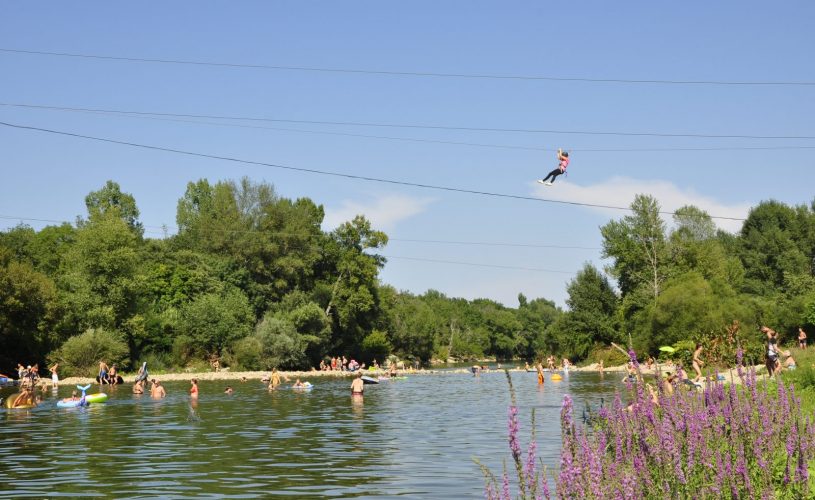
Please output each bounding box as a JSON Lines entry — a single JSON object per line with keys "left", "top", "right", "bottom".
{"left": 56, "top": 361, "right": 766, "bottom": 387}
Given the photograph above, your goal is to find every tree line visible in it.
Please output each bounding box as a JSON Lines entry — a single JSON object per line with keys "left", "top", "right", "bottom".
{"left": 1, "top": 180, "right": 813, "bottom": 375}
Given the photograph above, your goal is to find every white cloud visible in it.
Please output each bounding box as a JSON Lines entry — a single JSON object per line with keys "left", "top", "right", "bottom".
{"left": 323, "top": 194, "right": 435, "bottom": 231}
{"left": 532, "top": 176, "right": 751, "bottom": 232}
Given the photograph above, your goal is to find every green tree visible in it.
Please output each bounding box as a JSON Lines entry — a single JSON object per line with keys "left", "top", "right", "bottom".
{"left": 514, "top": 294, "right": 559, "bottom": 360}
{"left": 738, "top": 200, "right": 810, "bottom": 295}
{"left": 601, "top": 194, "right": 669, "bottom": 302}
{"left": 0, "top": 247, "right": 61, "bottom": 368}
{"left": 361, "top": 330, "right": 392, "bottom": 364}
{"left": 177, "top": 288, "right": 254, "bottom": 357}
{"left": 322, "top": 215, "right": 388, "bottom": 353}
{"left": 84, "top": 180, "right": 143, "bottom": 235}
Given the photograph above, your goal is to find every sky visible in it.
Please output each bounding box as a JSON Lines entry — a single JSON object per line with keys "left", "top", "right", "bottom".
{"left": 1, "top": 2, "right": 814, "bottom": 308}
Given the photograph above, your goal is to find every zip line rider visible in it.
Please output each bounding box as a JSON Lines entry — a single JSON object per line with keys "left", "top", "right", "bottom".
{"left": 538, "top": 148, "right": 569, "bottom": 186}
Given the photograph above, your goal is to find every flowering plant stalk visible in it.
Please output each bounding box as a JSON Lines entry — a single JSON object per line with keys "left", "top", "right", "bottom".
{"left": 481, "top": 351, "right": 815, "bottom": 499}
{"left": 476, "top": 370, "right": 551, "bottom": 499}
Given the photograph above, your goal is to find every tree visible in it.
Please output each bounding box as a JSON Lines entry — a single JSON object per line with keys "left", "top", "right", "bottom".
{"left": 516, "top": 294, "right": 561, "bottom": 360}
{"left": 601, "top": 194, "right": 669, "bottom": 301}
{"left": 0, "top": 247, "right": 61, "bottom": 368}
{"left": 177, "top": 288, "right": 254, "bottom": 357}
{"left": 322, "top": 215, "right": 388, "bottom": 353}
{"left": 84, "top": 180, "right": 143, "bottom": 235}
{"left": 738, "top": 200, "right": 810, "bottom": 295}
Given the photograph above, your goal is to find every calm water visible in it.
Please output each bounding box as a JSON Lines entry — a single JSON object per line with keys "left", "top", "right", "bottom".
{"left": 0, "top": 371, "right": 620, "bottom": 498}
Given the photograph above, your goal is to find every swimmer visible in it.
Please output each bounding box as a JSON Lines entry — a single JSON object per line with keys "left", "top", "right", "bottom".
{"left": 224, "top": 386, "right": 233, "bottom": 395}
{"left": 351, "top": 372, "right": 364, "bottom": 395}
{"left": 151, "top": 380, "right": 166, "bottom": 398}
{"left": 62, "top": 390, "right": 80, "bottom": 403}
{"left": 190, "top": 378, "right": 199, "bottom": 398}
{"left": 292, "top": 379, "right": 306, "bottom": 389}
{"left": 132, "top": 379, "right": 144, "bottom": 394}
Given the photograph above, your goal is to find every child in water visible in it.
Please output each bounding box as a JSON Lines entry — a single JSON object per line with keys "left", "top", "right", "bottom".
{"left": 538, "top": 149, "right": 570, "bottom": 186}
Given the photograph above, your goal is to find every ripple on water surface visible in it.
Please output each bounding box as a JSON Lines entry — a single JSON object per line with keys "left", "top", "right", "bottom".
{"left": 0, "top": 371, "right": 619, "bottom": 497}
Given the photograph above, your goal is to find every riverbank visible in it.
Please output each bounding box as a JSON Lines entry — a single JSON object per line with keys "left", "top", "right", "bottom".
{"left": 58, "top": 367, "right": 455, "bottom": 385}
{"left": 57, "top": 362, "right": 769, "bottom": 386}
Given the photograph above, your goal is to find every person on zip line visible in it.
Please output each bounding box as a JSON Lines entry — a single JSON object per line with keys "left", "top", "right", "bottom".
{"left": 537, "top": 148, "right": 570, "bottom": 186}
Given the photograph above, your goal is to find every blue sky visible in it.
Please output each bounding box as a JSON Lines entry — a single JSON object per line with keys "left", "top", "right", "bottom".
{"left": 1, "top": 2, "right": 814, "bottom": 307}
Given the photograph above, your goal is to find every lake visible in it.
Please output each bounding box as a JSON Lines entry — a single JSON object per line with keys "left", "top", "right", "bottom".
{"left": 0, "top": 370, "right": 621, "bottom": 498}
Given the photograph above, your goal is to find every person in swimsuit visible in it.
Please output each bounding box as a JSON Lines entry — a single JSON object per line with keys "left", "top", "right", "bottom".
{"left": 269, "top": 368, "right": 286, "bottom": 390}
{"left": 692, "top": 343, "right": 704, "bottom": 383}
{"left": 761, "top": 326, "right": 780, "bottom": 376}
{"left": 190, "top": 378, "right": 199, "bottom": 398}
{"left": 98, "top": 361, "right": 109, "bottom": 385}
{"left": 292, "top": 379, "right": 306, "bottom": 389}
{"left": 12, "top": 387, "right": 36, "bottom": 408}
{"left": 109, "top": 364, "right": 118, "bottom": 385}
{"left": 799, "top": 327, "right": 807, "bottom": 350}
{"left": 351, "top": 372, "right": 364, "bottom": 395}
{"left": 62, "top": 390, "right": 80, "bottom": 403}
{"left": 224, "top": 386, "right": 233, "bottom": 395}
{"left": 536, "top": 362, "right": 545, "bottom": 385}
{"left": 48, "top": 363, "right": 59, "bottom": 387}
{"left": 132, "top": 379, "right": 144, "bottom": 394}
{"left": 150, "top": 379, "right": 165, "bottom": 398}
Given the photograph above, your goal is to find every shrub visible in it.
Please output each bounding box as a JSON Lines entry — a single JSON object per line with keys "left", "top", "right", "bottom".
{"left": 48, "top": 328, "right": 129, "bottom": 377}
{"left": 230, "top": 336, "right": 264, "bottom": 371}
{"left": 171, "top": 335, "right": 197, "bottom": 367}
{"left": 480, "top": 350, "right": 815, "bottom": 499}
{"left": 361, "top": 330, "right": 392, "bottom": 364}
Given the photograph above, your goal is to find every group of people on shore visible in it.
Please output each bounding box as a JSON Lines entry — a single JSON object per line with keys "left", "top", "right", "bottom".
{"left": 96, "top": 361, "right": 122, "bottom": 385}
{"left": 11, "top": 362, "right": 60, "bottom": 389}
{"left": 319, "top": 356, "right": 370, "bottom": 372}
{"left": 763, "top": 326, "right": 804, "bottom": 376}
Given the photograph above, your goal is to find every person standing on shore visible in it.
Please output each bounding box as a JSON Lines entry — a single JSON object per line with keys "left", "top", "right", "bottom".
{"left": 692, "top": 343, "right": 704, "bottom": 383}
{"left": 799, "top": 327, "right": 807, "bottom": 349}
{"left": 98, "top": 361, "right": 109, "bottom": 385}
{"left": 761, "top": 326, "right": 780, "bottom": 376}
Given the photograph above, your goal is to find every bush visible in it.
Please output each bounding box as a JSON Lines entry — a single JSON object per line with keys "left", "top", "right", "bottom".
{"left": 229, "top": 336, "right": 264, "bottom": 371}
{"left": 171, "top": 335, "right": 197, "bottom": 367}
{"left": 139, "top": 350, "right": 172, "bottom": 374}
{"left": 255, "top": 317, "right": 307, "bottom": 370}
{"left": 48, "top": 328, "right": 129, "bottom": 377}
{"left": 361, "top": 330, "right": 392, "bottom": 364}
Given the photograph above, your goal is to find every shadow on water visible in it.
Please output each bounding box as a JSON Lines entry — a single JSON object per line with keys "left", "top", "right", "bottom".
{"left": 0, "top": 372, "right": 619, "bottom": 498}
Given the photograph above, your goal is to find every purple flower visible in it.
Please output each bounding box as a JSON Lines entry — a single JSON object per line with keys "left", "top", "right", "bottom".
{"left": 508, "top": 405, "right": 521, "bottom": 463}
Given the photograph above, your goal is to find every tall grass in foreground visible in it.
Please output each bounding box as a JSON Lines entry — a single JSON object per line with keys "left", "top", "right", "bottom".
{"left": 481, "top": 350, "right": 815, "bottom": 499}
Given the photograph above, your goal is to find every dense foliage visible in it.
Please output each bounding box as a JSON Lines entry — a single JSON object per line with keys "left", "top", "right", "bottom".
{"left": 2, "top": 180, "right": 814, "bottom": 375}
{"left": 0, "top": 179, "right": 559, "bottom": 375}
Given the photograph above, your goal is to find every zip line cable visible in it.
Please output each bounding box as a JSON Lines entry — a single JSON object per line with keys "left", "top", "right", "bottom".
{"left": 4, "top": 102, "right": 815, "bottom": 153}
{"left": 2, "top": 48, "right": 813, "bottom": 87}
{"left": 382, "top": 256, "right": 576, "bottom": 274}
{"left": 0, "top": 120, "right": 749, "bottom": 221}
{"left": 1, "top": 102, "right": 812, "bottom": 140}
{"left": 0, "top": 214, "right": 600, "bottom": 250}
